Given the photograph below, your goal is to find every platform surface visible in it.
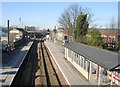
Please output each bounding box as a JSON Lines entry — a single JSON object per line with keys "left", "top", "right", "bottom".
{"left": 45, "top": 40, "right": 91, "bottom": 85}
{"left": 0, "top": 41, "right": 33, "bottom": 86}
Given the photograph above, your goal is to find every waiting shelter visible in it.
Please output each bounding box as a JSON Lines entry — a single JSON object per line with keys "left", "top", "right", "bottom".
{"left": 64, "top": 42, "right": 120, "bottom": 86}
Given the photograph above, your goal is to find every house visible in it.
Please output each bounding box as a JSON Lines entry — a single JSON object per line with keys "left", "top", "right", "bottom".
{"left": 54, "top": 28, "right": 72, "bottom": 42}
{"left": 56, "top": 28, "right": 68, "bottom": 41}
{"left": 99, "top": 29, "right": 120, "bottom": 44}
{"left": 1, "top": 27, "right": 26, "bottom": 51}
{"left": 56, "top": 28, "right": 64, "bottom": 41}
{"left": 64, "top": 42, "right": 120, "bottom": 86}
{"left": 9, "top": 28, "right": 23, "bottom": 42}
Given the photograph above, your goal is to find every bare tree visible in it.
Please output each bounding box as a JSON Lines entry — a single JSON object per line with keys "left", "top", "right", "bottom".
{"left": 109, "top": 16, "right": 116, "bottom": 29}
{"left": 58, "top": 9, "right": 72, "bottom": 29}
{"left": 109, "top": 16, "right": 118, "bottom": 44}
{"left": 118, "top": 19, "right": 120, "bottom": 28}
{"left": 58, "top": 4, "right": 93, "bottom": 41}
{"left": 118, "top": 1, "right": 120, "bottom": 28}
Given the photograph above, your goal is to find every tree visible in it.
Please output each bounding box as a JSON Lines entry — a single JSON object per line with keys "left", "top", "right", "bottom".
{"left": 87, "top": 29, "right": 103, "bottom": 46}
{"left": 109, "top": 17, "right": 118, "bottom": 44}
{"left": 109, "top": 16, "right": 117, "bottom": 29}
{"left": 75, "top": 13, "right": 89, "bottom": 43}
{"left": 58, "top": 4, "right": 92, "bottom": 41}
{"left": 58, "top": 4, "right": 81, "bottom": 29}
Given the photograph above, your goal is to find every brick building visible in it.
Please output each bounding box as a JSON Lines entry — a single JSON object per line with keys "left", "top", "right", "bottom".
{"left": 99, "top": 29, "right": 120, "bottom": 44}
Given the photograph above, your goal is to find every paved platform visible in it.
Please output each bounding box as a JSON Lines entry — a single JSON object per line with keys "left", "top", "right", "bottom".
{"left": 0, "top": 41, "right": 33, "bottom": 86}
{"left": 45, "top": 40, "right": 91, "bottom": 85}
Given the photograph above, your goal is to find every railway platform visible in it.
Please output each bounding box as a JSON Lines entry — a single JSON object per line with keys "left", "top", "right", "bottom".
{"left": 0, "top": 41, "right": 33, "bottom": 86}
{"left": 45, "top": 40, "right": 91, "bottom": 85}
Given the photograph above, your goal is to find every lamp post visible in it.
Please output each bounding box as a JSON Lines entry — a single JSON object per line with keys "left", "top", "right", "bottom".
{"left": 7, "top": 20, "right": 10, "bottom": 52}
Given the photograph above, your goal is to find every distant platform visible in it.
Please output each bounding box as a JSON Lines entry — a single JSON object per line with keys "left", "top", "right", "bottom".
{"left": 0, "top": 41, "right": 33, "bottom": 86}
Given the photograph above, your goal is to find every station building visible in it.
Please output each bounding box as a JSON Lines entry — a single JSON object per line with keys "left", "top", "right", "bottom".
{"left": 64, "top": 42, "right": 120, "bottom": 86}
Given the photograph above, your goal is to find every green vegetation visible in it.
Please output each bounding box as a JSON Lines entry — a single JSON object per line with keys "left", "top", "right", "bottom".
{"left": 58, "top": 4, "right": 119, "bottom": 53}
{"left": 75, "top": 13, "right": 89, "bottom": 43}
{"left": 58, "top": 4, "right": 92, "bottom": 41}
{"left": 87, "top": 29, "right": 103, "bottom": 46}
{"left": 57, "top": 4, "right": 120, "bottom": 53}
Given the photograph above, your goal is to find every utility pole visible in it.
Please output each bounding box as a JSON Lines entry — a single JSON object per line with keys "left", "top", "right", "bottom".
{"left": 7, "top": 20, "right": 10, "bottom": 47}
{"left": 7, "top": 20, "right": 10, "bottom": 52}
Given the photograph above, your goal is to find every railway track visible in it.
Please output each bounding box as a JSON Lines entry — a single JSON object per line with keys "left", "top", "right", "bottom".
{"left": 36, "top": 41, "right": 62, "bottom": 86}
{"left": 11, "top": 39, "right": 67, "bottom": 86}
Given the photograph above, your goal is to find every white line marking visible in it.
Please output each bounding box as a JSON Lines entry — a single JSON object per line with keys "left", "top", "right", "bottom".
{"left": 45, "top": 41, "right": 70, "bottom": 85}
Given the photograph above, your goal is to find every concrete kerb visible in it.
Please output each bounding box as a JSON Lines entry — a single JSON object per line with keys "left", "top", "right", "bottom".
{"left": 44, "top": 41, "right": 70, "bottom": 86}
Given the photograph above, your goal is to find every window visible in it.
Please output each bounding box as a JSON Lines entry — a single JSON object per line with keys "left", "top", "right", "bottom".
{"left": 91, "top": 63, "right": 97, "bottom": 74}
{"left": 71, "top": 51, "right": 73, "bottom": 59}
{"left": 71, "top": 51, "right": 74, "bottom": 61}
{"left": 75, "top": 52, "right": 76, "bottom": 56}
{"left": 68, "top": 49, "right": 71, "bottom": 58}
{"left": 77, "top": 55, "right": 79, "bottom": 64}
{"left": 81, "top": 57, "right": 84, "bottom": 68}
{"left": 75, "top": 54, "right": 79, "bottom": 64}
{"left": 74, "top": 53, "right": 77, "bottom": 62}
{"left": 77, "top": 54, "right": 78, "bottom": 58}
{"left": 73, "top": 52, "right": 75, "bottom": 61}
{"left": 74, "top": 52, "right": 76, "bottom": 60}
{"left": 84, "top": 59, "right": 86, "bottom": 70}
{"left": 78, "top": 56, "right": 81, "bottom": 65}
{"left": 75, "top": 53, "right": 77, "bottom": 62}
{"left": 86, "top": 60, "right": 90, "bottom": 72}
{"left": 64, "top": 36, "right": 67, "bottom": 40}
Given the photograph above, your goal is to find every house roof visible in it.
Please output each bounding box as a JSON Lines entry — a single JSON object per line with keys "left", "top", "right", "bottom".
{"left": 64, "top": 42, "right": 120, "bottom": 71}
